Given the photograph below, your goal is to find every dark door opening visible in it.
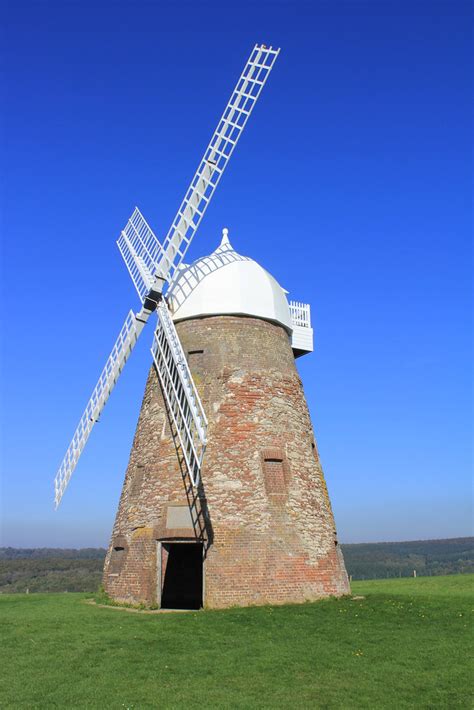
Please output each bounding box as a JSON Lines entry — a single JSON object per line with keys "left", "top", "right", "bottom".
{"left": 161, "top": 543, "right": 203, "bottom": 610}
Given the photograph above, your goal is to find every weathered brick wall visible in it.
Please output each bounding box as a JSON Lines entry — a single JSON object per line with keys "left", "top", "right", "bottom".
{"left": 103, "top": 315, "right": 350, "bottom": 606}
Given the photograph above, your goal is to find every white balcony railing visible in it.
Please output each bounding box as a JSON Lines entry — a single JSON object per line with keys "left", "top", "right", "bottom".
{"left": 289, "top": 300, "right": 311, "bottom": 328}
{"left": 289, "top": 300, "right": 313, "bottom": 355}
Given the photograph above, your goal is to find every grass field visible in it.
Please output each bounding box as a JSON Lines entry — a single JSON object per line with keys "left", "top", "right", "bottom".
{"left": 0, "top": 575, "right": 472, "bottom": 709}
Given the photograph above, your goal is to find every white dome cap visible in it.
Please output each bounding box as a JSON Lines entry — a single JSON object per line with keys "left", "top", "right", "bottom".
{"left": 168, "top": 229, "right": 292, "bottom": 333}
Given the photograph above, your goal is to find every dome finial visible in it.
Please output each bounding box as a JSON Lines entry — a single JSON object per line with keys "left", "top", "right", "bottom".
{"left": 220, "top": 227, "right": 230, "bottom": 247}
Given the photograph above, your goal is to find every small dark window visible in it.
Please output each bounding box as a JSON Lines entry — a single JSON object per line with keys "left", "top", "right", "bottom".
{"left": 187, "top": 349, "right": 204, "bottom": 374}
{"left": 261, "top": 447, "right": 289, "bottom": 500}
{"left": 109, "top": 541, "right": 126, "bottom": 574}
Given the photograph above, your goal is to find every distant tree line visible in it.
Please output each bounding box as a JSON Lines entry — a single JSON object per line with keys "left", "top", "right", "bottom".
{"left": 341, "top": 537, "right": 474, "bottom": 580}
{"left": 0, "top": 547, "right": 107, "bottom": 560}
{"left": 0, "top": 548, "right": 107, "bottom": 593}
{"left": 0, "top": 538, "right": 472, "bottom": 592}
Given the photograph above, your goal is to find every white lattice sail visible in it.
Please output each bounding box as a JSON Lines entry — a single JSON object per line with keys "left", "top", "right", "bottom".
{"left": 54, "top": 310, "right": 147, "bottom": 507}
{"left": 117, "top": 208, "right": 163, "bottom": 303}
{"left": 54, "top": 43, "right": 279, "bottom": 506}
{"left": 151, "top": 300, "right": 207, "bottom": 486}
{"left": 117, "top": 44, "right": 280, "bottom": 303}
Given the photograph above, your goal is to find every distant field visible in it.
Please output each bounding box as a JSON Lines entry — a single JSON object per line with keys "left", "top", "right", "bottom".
{"left": 353, "top": 574, "right": 474, "bottom": 598}
{"left": 0, "top": 575, "right": 472, "bottom": 708}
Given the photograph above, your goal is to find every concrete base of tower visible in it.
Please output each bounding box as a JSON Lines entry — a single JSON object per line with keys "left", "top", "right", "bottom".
{"left": 103, "top": 315, "right": 350, "bottom": 608}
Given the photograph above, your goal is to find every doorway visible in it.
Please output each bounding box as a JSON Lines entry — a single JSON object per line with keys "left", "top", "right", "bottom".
{"left": 160, "top": 543, "right": 203, "bottom": 610}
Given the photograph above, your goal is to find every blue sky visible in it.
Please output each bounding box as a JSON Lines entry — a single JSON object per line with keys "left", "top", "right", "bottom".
{"left": 1, "top": 0, "right": 472, "bottom": 547}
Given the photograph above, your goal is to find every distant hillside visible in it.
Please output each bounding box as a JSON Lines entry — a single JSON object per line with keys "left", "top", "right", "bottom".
{"left": 341, "top": 537, "right": 474, "bottom": 580}
{"left": 0, "top": 538, "right": 472, "bottom": 592}
{"left": 0, "top": 547, "right": 106, "bottom": 560}
{"left": 0, "top": 548, "right": 106, "bottom": 593}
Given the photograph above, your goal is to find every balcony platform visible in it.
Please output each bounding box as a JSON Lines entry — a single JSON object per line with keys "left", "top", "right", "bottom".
{"left": 289, "top": 301, "right": 313, "bottom": 357}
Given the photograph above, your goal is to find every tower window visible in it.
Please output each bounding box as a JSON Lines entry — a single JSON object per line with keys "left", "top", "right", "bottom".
{"left": 264, "top": 459, "right": 285, "bottom": 493}
{"left": 261, "top": 447, "right": 289, "bottom": 497}
{"left": 187, "top": 349, "right": 204, "bottom": 371}
{"left": 109, "top": 537, "right": 127, "bottom": 575}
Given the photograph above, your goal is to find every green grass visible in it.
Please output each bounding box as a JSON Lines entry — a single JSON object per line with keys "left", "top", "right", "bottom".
{"left": 0, "top": 575, "right": 472, "bottom": 709}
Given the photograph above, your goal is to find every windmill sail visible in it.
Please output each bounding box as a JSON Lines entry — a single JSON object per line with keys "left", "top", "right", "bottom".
{"left": 54, "top": 309, "right": 148, "bottom": 507}
{"left": 151, "top": 300, "right": 207, "bottom": 486}
{"left": 54, "top": 43, "right": 279, "bottom": 505}
{"left": 117, "top": 44, "right": 280, "bottom": 302}
{"left": 117, "top": 208, "right": 164, "bottom": 303}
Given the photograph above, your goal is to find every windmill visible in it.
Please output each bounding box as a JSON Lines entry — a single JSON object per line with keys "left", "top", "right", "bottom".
{"left": 54, "top": 45, "right": 350, "bottom": 609}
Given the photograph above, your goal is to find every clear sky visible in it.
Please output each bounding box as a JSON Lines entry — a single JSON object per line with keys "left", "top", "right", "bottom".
{"left": 1, "top": 0, "right": 472, "bottom": 547}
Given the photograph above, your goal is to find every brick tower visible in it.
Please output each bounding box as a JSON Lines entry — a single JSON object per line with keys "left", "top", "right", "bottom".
{"left": 103, "top": 231, "right": 349, "bottom": 608}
